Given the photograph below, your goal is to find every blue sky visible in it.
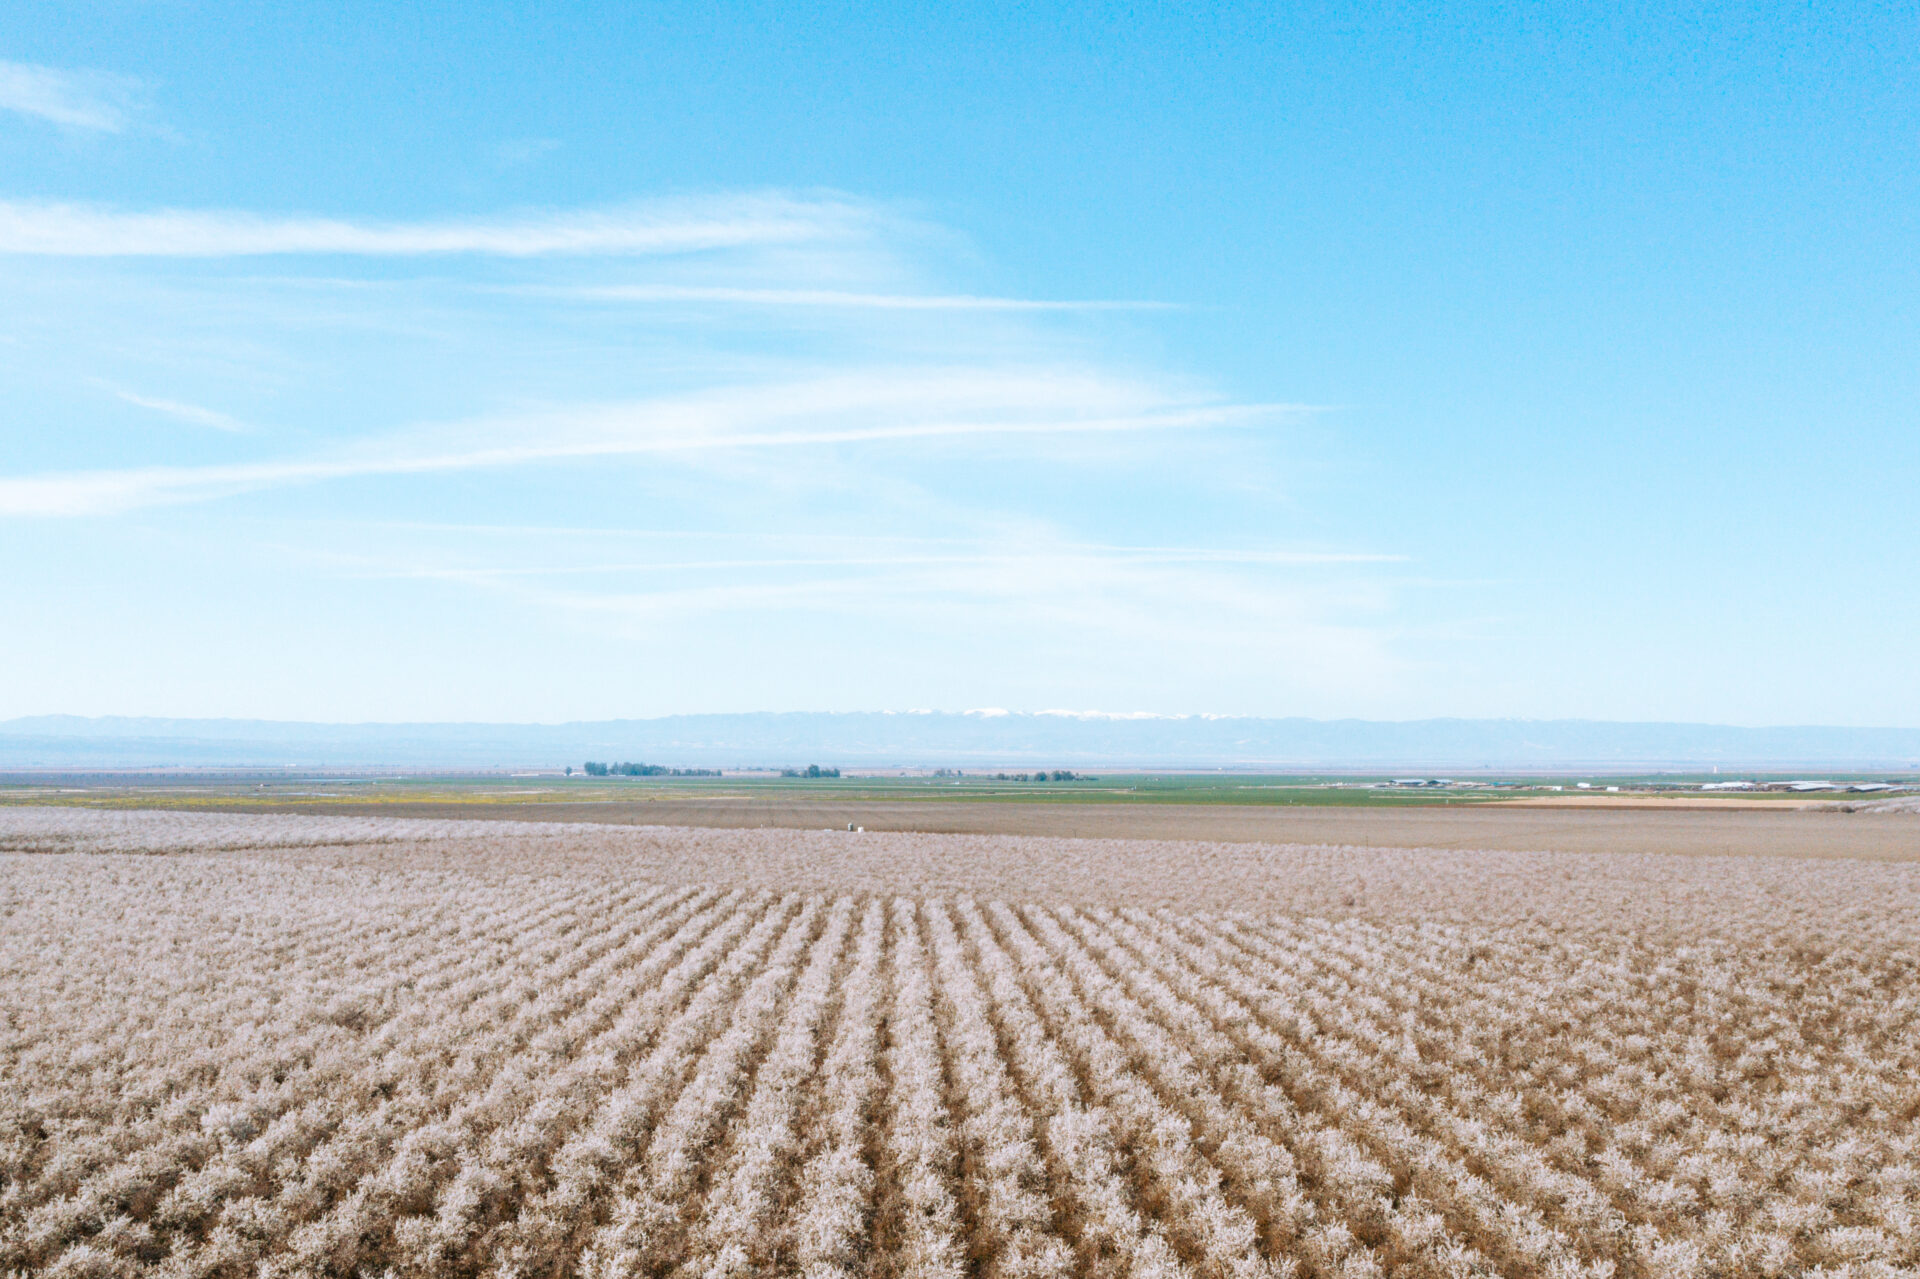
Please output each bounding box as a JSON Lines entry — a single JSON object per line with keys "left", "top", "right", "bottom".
{"left": 3, "top": 2, "right": 1915, "bottom": 725}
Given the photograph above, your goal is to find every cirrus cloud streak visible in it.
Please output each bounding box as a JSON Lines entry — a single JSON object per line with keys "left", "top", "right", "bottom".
{"left": 0, "top": 371, "right": 1310, "bottom": 517}
{"left": 0, "top": 61, "right": 144, "bottom": 132}
{"left": 0, "top": 194, "right": 870, "bottom": 257}
{"left": 540, "top": 284, "right": 1172, "bottom": 311}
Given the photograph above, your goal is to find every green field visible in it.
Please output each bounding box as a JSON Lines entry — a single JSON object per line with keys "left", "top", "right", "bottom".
{"left": 2, "top": 768, "right": 1899, "bottom": 811}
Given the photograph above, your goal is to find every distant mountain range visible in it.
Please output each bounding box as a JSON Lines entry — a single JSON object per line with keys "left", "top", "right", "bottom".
{"left": 3, "top": 712, "right": 1918, "bottom": 771}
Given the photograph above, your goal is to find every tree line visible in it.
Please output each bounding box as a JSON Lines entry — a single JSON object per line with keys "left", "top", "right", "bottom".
{"left": 580, "top": 762, "right": 722, "bottom": 777}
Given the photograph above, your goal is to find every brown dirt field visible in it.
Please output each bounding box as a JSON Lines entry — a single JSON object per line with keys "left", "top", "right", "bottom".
{"left": 184, "top": 795, "right": 1919, "bottom": 860}
{"left": 1489, "top": 794, "right": 1834, "bottom": 809}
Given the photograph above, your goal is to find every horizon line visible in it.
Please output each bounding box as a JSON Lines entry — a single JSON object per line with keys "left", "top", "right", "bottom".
{"left": 6, "top": 711, "right": 1920, "bottom": 732}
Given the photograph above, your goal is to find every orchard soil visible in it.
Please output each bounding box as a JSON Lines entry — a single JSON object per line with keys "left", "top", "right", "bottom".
{"left": 155, "top": 794, "right": 1920, "bottom": 860}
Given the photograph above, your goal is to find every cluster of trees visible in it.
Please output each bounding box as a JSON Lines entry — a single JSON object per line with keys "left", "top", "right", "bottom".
{"left": 992, "top": 769, "right": 1087, "bottom": 782}
{"left": 780, "top": 765, "right": 840, "bottom": 778}
{"left": 581, "top": 762, "right": 722, "bottom": 777}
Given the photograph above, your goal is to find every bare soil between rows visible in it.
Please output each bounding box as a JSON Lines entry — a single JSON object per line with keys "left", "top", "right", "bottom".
{"left": 181, "top": 796, "right": 1919, "bottom": 859}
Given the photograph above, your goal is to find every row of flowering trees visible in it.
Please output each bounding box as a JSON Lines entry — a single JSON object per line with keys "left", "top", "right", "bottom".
{"left": 5, "top": 815, "right": 1918, "bottom": 1278}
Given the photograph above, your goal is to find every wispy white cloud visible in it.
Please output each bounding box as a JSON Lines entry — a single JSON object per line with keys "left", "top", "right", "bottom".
{"left": 541, "top": 284, "right": 1172, "bottom": 311}
{"left": 322, "top": 525, "right": 1387, "bottom": 564}
{"left": 267, "top": 526, "right": 1405, "bottom": 625}
{"left": 396, "top": 535, "right": 1404, "bottom": 688}
{"left": 0, "top": 370, "right": 1307, "bottom": 516}
{"left": 113, "top": 390, "right": 248, "bottom": 433}
{"left": 0, "top": 60, "right": 144, "bottom": 132}
{"left": 0, "top": 184, "right": 1416, "bottom": 713}
{"left": 347, "top": 547, "right": 1403, "bottom": 579}
{"left": 0, "top": 194, "right": 868, "bottom": 257}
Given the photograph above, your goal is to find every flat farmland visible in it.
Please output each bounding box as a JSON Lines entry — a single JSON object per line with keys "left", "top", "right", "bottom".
{"left": 41, "top": 791, "right": 1917, "bottom": 861}
{"left": 4, "top": 808, "right": 1919, "bottom": 1278}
